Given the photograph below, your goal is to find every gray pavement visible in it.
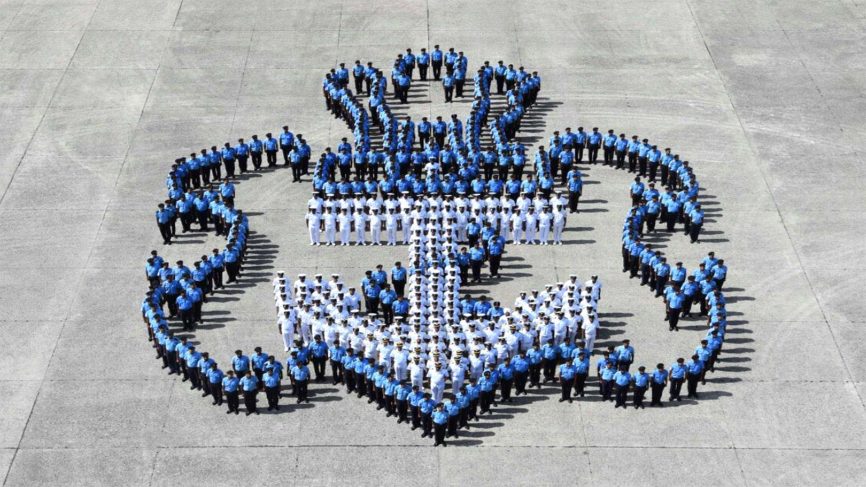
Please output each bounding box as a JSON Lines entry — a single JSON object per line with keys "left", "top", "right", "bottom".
{"left": 1, "top": 0, "right": 865, "bottom": 485}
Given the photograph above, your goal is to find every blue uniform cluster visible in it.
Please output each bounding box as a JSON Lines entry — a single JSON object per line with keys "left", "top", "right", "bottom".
{"left": 313, "top": 48, "right": 541, "bottom": 207}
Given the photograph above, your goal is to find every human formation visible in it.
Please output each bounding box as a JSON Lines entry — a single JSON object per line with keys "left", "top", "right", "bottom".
{"left": 144, "top": 44, "right": 736, "bottom": 446}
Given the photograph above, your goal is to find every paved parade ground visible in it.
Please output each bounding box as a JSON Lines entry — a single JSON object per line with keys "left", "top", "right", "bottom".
{"left": 2, "top": 0, "right": 866, "bottom": 485}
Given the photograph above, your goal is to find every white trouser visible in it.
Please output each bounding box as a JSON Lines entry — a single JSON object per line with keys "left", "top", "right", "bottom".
{"left": 325, "top": 226, "right": 336, "bottom": 244}
{"left": 553, "top": 223, "right": 564, "bottom": 243}
{"left": 539, "top": 225, "right": 550, "bottom": 243}
{"left": 386, "top": 226, "right": 397, "bottom": 245}
{"left": 308, "top": 226, "right": 319, "bottom": 244}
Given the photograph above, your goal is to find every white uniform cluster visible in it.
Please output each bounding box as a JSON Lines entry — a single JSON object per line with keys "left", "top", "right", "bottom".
{"left": 304, "top": 191, "right": 571, "bottom": 246}
{"left": 272, "top": 266, "right": 604, "bottom": 403}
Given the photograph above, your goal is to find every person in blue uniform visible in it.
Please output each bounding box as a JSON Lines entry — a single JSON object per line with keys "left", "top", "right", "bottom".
{"left": 263, "top": 367, "right": 281, "bottom": 411}
{"left": 240, "top": 370, "right": 259, "bottom": 415}
{"left": 420, "top": 392, "right": 436, "bottom": 438}
{"left": 291, "top": 360, "right": 311, "bottom": 404}
{"left": 686, "top": 354, "right": 704, "bottom": 399}
{"left": 669, "top": 357, "right": 687, "bottom": 401}
{"left": 650, "top": 363, "right": 668, "bottom": 407}
{"left": 222, "top": 370, "right": 240, "bottom": 414}
{"left": 632, "top": 366, "right": 649, "bottom": 409}
{"left": 432, "top": 402, "right": 449, "bottom": 446}
{"left": 613, "top": 366, "right": 632, "bottom": 409}
{"left": 558, "top": 359, "right": 576, "bottom": 403}
{"left": 431, "top": 45, "right": 443, "bottom": 80}
{"left": 573, "top": 351, "right": 590, "bottom": 397}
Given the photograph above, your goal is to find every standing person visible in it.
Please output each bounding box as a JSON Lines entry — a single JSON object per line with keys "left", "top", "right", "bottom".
{"left": 263, "top": 367, "right": 281, "bottom": 411}
{"left": 420, "top": 392, "right": 436, "bottom": 438}
{"left": 573, "top": 351, "right": 590, "bottom": 398}
{"left": 432, "top": 403, "right": 449, "bottom": 447}
{"left": 240, "top": 370, "right": 259, "bottom": 416}
{"left": 207, "top": 363, "right": 225, "bottom": 406}
{"left": 650, "top": 363, "right": 668, "bottom": 407}
{"left": 292, "top": 360, "right": 311, "bottom": 404}
{"left": 558, "top": 359, "right": 576, "bottom": 403}
{"left": 431, "top": 45, "right": 443, "bottom": 80}
{"left": 632, "top": 366, "right": 649, "bottom": 409}
{"left": 686, "top": 354, "right": 704, "bottom": 399}
{"left": 613, "top": 365, "right": 632, "bottom": 409}
{"left": 443, "top": 73, "right": 455, "bottom": 103}
{"left": 669, "top": 357, "right": 687, "bottom": 402}
{"left": 222, "top": 370, "right": 240, "bottom": 414}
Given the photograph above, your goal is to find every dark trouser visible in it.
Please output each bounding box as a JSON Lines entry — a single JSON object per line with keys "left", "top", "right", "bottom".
{"left": 158, "top": 222, "right": 172, "bottom": 243}
{"left": 641, "top": 264, "right": 652, "bottom": 285}
{"left": 385, "top": 395, "right": 396, "bottom": 416}
{"left": 411, "top": 405, "right": 421, "bottom": 428}
{"left": 166, "top": 351, "right": 179, "bottom": 373}
{"left": 444, "top": 86, "right": 453, "bottom": 102}
{"left": 574, "top": 373, "right": 588, "bottom": 396}
{"left": 345, "top": 369, "right": 355, "bottom": 392}
{"left": 459, "top": 407, "right": 469, "bottom": 428}
{"left": 615, "top": 384, "right": 628, "bottom": 406}
{"left": 629, "top": 255, "right": 639, "bottom": 277}
{"left": 670, "top": 378, "right": 684, "bottom": 400}
{"left": 455, "top": 80, "right": 464, "bottom": 97}
{"left": 529, "top": 364, "right": 541, "bottom": 387}
{"left": 616, "top": 150, "right": 626, "bottom": 169}
{"left": 655, "top": 275, "right": 668, "bottom": 297}
{"left": 312, "top": 357, "right": 326, "bottom": 380}
{"left": 393, "top": 280, "right": 406, "bottom": 297}
{"left": 331, "top": 360, "right": 343, "bottom": 384}
{"left": 296, "top": 379, "right": 309, "bottom": 403}
{"left": 603, "top": 146, "right": 614, "bottom": 163}
{"left": 238, "top": 155, "right": 249, "bottom": 173}
{"left": 489, "top": 254, "right": 502, "bottom": 276}
{"left": 180, "top": 308, "right": 194, "bottom": 330}
{"left": 397, "top": 400, "right": 409, "bottom": 422}
{"left": 212, "top": 267, "right": 223, "bottom": 289}
{"left": 251, "top": 152, "right": 262, "bottom": 169}
{"left": 211, "top": 383, "right": 223, "bottom": 405}
{"left": 515, "top": 371, "right": 528, "bottom": 395}
{"left": 560, "top": 377, "right": 573, "bottom": 401}
{"left": 620, "top": 361, "right": 632, "bottom": 372}
{"left": 542, "top": 358, "right": 556, "bottom": 382}
{"left": 447, "top": 415, "right": 458, "bottom": 437}
{"left": 226, "top": 390, "right": 239, "bottom": 412}
{"left": 179, "top": 212, "right": 192, "bottom": 232}
{"left": 366, "top": 377, "right": 376, "bottom": 402}
{"left": 588, "top": 144, "right": 599, "bottom": 162}
{"left": 265, "top": 385, "right": 279, "bottom": 409}
{"left": 647, "top": 214, "right": 658, "bottom": 232}
{"left": 422, "top": 413, "right": 433, "bottom": 436}
{"left": 651, "top": 382, "right": 665, "bottom": 405}
{"left": 376, "top": 387, "right": 385, "bottom": 409}
{"left": 480, "top": 390, "right": 492, "bottom": 413}
{"left": 633, "top": 386, "right": 646, "bottom": 407}
{"left": 689, "top": 223, "right": 702, "bottom": 242}
{"left": 381, "top": 303, "right": 393, "bottom": 325}
{"left": 434, "top": 422, "right": 447, "bottom": 445}
{"left": 225, "top": 261, "right": 239, "bottom": 282}
{"left": 660, "top": 165, "right": 669, "bottom": 185}
{"left": 469, "top": 399, "right": 479, "bottom": 420}
{"left": 622, "top": 245, "right": 630, "bottom": 272}
{"left": 197, "top": 211, "right": 208, "bottom": 231}
{"left": 569, "top": 191, "right": 581, "bottom": 213}
{"left": 432, "top": 61, "right": 442, "bottom": 80}
{"left": 243, "top": 390, "right": 257, "bottom": 413}
{"left": 628, "top": 152, "right": 637, "bottom": 172}
{"left": 666, "top": 213, "right": 677, "bottom": 232}
{"left": 291, "top": 164, "right": 302, "bottom": 182}
{"left": 224, "top": 159, "right": 236, "bottom": 177}
{"left": 266, "top": 150, "right": 277, "bottom": 166}
{"left": 500, "top": 378, "right": 513, "bottom": 401}
{"left": 365, "top": 296, "right": 379, "bottom": 314}
{"left": 354, "top": 76, "right": 364, "bottom": 93}
{"left": 686, "top": 373, "right": 700, "bottom": 397}
{"left": 281, "top": 145, "right": 292, "bottom": 164}
{"left": 638, "top": 156, "right": 647, "bottom": 176}
{"left": 356, "top": 374, "right": 366, "bottom": 398}
{"left": 649, "top": 163, "right": 658, "bottom": 181}
{"left": 470, "top": 260, "right": 482, "bottom": 282}
{"left": 418, "top": 64, "right": 428, "bottom": 80}
{"left": 668, "top": 307, "right": 681, "bottom": 330}
{"left": 601, "top": 379, "right": 613, "bottom": 401}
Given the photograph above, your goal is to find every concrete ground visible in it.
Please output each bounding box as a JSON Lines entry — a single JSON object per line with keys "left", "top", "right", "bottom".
{"left": 1, "top": 0, "right": 865, "bottom": 485}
